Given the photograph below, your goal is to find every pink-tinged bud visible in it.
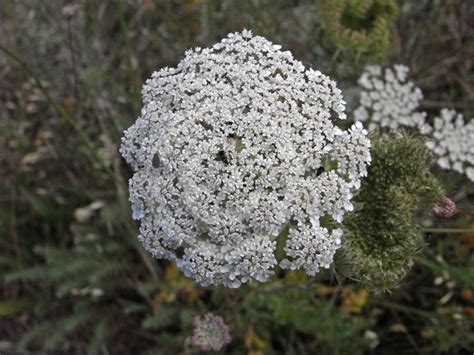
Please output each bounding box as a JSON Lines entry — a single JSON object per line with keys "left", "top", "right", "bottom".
{"left": 61, "top": 4, "right": 79, "bottom": 20}
{"left": 432, "top": 196, "right": 457, "bottom": 218}
{"left": 187, "top": 313, "right": 231, "bottom": 352}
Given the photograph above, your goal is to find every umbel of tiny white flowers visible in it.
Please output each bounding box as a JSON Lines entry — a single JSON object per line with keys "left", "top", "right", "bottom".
{"left": 354, "top": 64, "right": 431, "bottom": 134}
{"left": 425, "top": 109, "right": 474, "bottom": 182}
{"left": 354, "top": 64, "right": 474, "bottom": 183}
{"left": 186, "top": 313, "right": 231, "bottom": 352}
{"left": 120, "top": 30, "right": 371, "bottom": 288}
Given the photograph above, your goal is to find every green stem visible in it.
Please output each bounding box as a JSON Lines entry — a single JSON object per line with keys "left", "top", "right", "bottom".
{"left": 376, "top": 301, "right": 433, "bottom": 318}
{"left": 275, "top": 223, "right": 290, "bottom": 261}
{"left": 118, "top": 0, "right": 141, "bottom": 110}
{"left": 457, "top": 209, "right": 474, "bottom": 217}
{"left": 0, "top": 43, "right": 123, "bottom": 184}
{"left": 423, "top": 227, "right": 474, "bottom": 234}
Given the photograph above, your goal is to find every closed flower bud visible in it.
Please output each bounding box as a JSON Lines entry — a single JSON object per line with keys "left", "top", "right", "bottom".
{"left": 432, "top": 196, "right": 458, "bottom": 218}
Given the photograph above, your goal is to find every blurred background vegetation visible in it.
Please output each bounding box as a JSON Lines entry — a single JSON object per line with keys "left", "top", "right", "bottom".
{"left": 0, "top": 0, "right": 473, "bottom": 354}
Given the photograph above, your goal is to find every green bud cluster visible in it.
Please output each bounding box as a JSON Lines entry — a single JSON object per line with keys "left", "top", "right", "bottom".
{"left": 317, "top": 0, "right": 398, "bottom": 60}
{"left": 341, "top": 135, "right": 442, "bottom": 291}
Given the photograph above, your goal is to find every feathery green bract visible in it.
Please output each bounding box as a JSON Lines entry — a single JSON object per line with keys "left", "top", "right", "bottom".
{"left": 5, "top": 239, "right": 128, "bottom": 353}
{"left": 342, "top": 135, "right": 442, "bottom": 291}
{"left": 317, "top": 0, "right": 398, "bottom": 60}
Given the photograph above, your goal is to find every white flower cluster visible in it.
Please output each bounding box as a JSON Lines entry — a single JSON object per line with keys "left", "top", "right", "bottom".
{"left": 120, "top": 30, "right": 371, "bottom": 288}
{"left": 187, "top": 313, "right": 231, "bottom": 352}
{"left": 426, "top": 109, "right": 474, "bottom": 181}
{"left": 354, "top": 64, "right": 474, "bottom": 182}
{"left": 354, "top": 65, "right": 431, "bottom": 133}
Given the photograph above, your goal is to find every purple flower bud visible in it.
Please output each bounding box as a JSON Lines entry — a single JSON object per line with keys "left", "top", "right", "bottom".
{"left": 432, "top": 195, "right": 457, "bottom": 218}
{"left": 187, "top": 313, "right": 231, "bottom": 352}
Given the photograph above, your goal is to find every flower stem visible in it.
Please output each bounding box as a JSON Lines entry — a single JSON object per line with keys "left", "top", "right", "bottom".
{"left": 423, "top": 227, "right": 473, "bottom": 234}
{"left": 376, "top": 301, "right": 433, "bottom": 318}
{"left": 457, "top": 209, "right": 474, "bottom": 217}
{"left": 0, "top": 43, "right": 123, "bottom": 184}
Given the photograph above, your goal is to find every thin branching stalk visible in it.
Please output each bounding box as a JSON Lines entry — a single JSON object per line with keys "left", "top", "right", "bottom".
{"left": 376, "top": 301, "right": 434, "bottom": 318}
{"left": 10, "top": 171, "right": 22, "bottom": 268}
{"left": 423, "top": 227, "right": 474, "bottom": 234}
{"left": 66, "top": 17, "right": 80, "bottom": 102}
{"left": 117, "top": 0, "right": 141, "bottom": 110}
{"left": 0, "top": 43, "right": 123, "bottom": 184}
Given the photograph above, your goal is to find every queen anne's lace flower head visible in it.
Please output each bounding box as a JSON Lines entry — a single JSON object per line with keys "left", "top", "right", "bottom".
{"left": 120, "top": 30, "right": 371, "bottom": 288}
{"left": 425, "top": 109, "right": 474, "bottom": 181}
{"left": 354, "top": 64, "right": 431, "bottom": 133}
{"left": 187, "top": 313, "right": 231, "bottom": 352}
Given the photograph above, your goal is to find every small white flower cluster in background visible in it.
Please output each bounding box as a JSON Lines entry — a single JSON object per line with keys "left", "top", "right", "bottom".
{"left": 186, "top": 313, "right": 231, "bottom": 352}
{"left": 426, "top": 109, "right": 474, "bottom": 181}
{"left": 355, "top": 64, "right": 474, "bottom": 182}
{"left": 121, "top": 30, "right": 371, "bottom": 288}
{"left": 354, "top": 64, "right": 431, "bottom": 133}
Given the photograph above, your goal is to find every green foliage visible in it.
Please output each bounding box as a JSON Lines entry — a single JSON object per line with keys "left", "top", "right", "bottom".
{"left": 5, "top": 237, "right": 126, "bottom": 352}
{"left": 317, "top": 0, "right": 398, "bottom": 60}
{"left": 417, "top": 255, "right": 474, "bottom": 289}
{"left": 0, "top": 299, "right": 30, "bottom": 316}
{"left": 242, "top": 284, "right": 376, "bottom": 354}
{"left": 342, "top": 135, "right": 442, "bottom": 291}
